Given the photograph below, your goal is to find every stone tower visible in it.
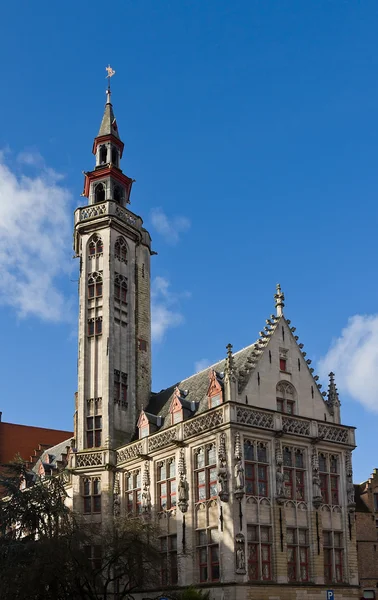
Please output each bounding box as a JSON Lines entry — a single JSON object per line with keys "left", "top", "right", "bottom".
{"left": 73, "top": 84, "right": 152, "bottom": 451}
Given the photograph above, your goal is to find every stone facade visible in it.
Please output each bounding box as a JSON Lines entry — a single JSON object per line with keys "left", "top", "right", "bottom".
{"left": 355, "top": 470, "right": 378, "bottom": 598}
{"left": 56, "top": 89, "right": 362, "bottom": 600}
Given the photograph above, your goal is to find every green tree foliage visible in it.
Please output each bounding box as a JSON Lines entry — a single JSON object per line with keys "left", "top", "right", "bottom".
{"left": 0, "top": 461, "right": 161, "bottom": 600}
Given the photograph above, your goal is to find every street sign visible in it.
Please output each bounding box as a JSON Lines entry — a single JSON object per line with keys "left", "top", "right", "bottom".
{"left": 327, "top": 591, "right": 334, "bottom": 600}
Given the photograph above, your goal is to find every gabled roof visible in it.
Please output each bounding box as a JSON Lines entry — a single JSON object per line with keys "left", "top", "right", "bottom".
{"left": 143, "top": 285, "right": 332, "bottom": 434}
{"left": 32, "top": 438, "right": 73, "bottom": 476}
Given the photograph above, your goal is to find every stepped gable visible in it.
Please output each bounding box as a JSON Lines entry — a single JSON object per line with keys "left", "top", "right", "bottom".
{"left": 32, "top": 437, "right": 73, "bottom": 476}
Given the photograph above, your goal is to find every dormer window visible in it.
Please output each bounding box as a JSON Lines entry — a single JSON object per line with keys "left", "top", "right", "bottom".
{"left": 169, "top": 387, "right": 184, "bottom": 425}
{"left": 207, "top": 370, "right": 223, "bottom": 409}
{"left": 137, "top": 410, "right": 150, "bottom": 439}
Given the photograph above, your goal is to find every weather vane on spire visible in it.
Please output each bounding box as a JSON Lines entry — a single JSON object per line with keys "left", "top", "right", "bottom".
{"left": 105, "top": 65, "right": 116, "bottom": 91}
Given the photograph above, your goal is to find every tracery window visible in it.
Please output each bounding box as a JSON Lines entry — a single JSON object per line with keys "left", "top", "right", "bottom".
{"left": 125, "top": 470, "right": 142, "bottom": 515}
{"left": 82, "top": 477, "right": 101, "bottom": 514}
{"left": 115, "top": 237, "right": 127, "bottom": 262}
{"left": 114, "top": 273, "right": 127, "bottom": 303}
{"left": 88, "top": 272, "right": 103, "bottom": 299}
{"left": 244, "top": 440, "right": 269, "bottom": 497}
{"left": 157, "top": 458, "right": 176, "bottom": 511}
{"left": 319, "top": 453, "right": 339, "bottom": 505}
{"left": 283, "top": 446, "right": 305, "bottom": 501}
{"left": 324, "top": 530, "right": 343, "bottom": 583}
{"left": 160, "top": 535, "right": 178, "bottom": 585}
{"left": 276, "top": 381, "right": 296, "bottom": 414}
{"left": 88, "top": 317, "right": 102, "bottom": 336}
{"left": 111, "top": 147, "right": 119, "bottom": 167}
{"left": 88, "top": 235, "right": 103, "bottom": 257}
{"left": 194, "top": 445, "right": 217, "bottom": 502}
{"left": 114, "top": 370, "right": 127, "bottom": 408}
{"left": 247, "top": 525, "right": 272, "bottom": 581}
{"left": 197, "top": 528, "right": 220, "bottom": 583}
{"left": 287, "top": 528, "right": 309, "bottom": 582}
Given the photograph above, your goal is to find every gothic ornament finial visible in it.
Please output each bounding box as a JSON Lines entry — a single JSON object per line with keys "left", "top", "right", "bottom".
{"left": 105, "top": 64, "right": 116, "bottom": 103}
{"left": 274, "top": 283, "right": 285, "bottom": 317}
{"left": 224, "top": 343, "right": 236, "bottom": 383}
{"left": 218, "top": 433, "right": 229, "bottom": 502}
{"left": 327, "top": 371, "right": 341, "bottom": 415}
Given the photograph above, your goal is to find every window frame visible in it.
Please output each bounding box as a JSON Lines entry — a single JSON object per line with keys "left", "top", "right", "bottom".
{"left": 82, "top": 477, "right": 102, "bottom": 514}
{"left": 157, "top": 458, "right": 177, "bottom": 511}
{"left": 323, "top": 530, "right": 344, "bottom": 583}
{"left": 86, "top": 415, "right": 102, "bottom": 448}
{"left": 283, "top": 447, "right": 306, "bottom": 501}
{"left": 319, "top": 453, "right": 340, "bottom": 505}
{"left": 196, "top": 529, "right": 220, "bottom": 583}
{"left": 125, "top": 471, "right": 142, "bottom": 515}
{"left": 287, "top": 528, "right": 309, "bottom": 583}
{"left": 160, "top": 534, "right": 178, "bottom": 586}
{"left": 244, "top": 440, "right": 269, "bottom": 497}
{"left": 247, "top": 524, "right": 272, "bottom": 581}
{"left": 194, "top": 446, "right": 217, "bottom": 502}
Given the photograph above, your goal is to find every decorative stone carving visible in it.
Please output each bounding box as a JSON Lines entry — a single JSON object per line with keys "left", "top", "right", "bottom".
{"left": 318, "top": 423, "right": 349, "bottom": 444}
{"left": 183, "top": 409, "right": 223, "bottom": 438}
{"left": 116, "top": 441, "right": 143, "bottom": 464}
{"left": 282, "top": 416, "right": 310, "bottom": 436}
{"left": 141, "top": 462, "right": 151, "bottom": 512}
{"left": 76, "top": 452, "right": 103, "bottom": 467}
{"left": 311, "top": 448, "right": 323, "bottom": 508}
{"left": 177, "top": 448, "right": 189, "bottom": 513}
{"left": 217, "top": 433, "right": 229, "bottom": 502}
{"left": 235, "top": 533, "right": 246, "bottom": 574}
{"left": 236, "top": 406, "right": 274, "bottom": 429}
{"left": 275, "top": 439, "right": 285, "bottom": 502}
{"left": 113, "top": 471, "right": 121, "bottom": 517}
{"left": 346, "top": 450, "right": 355, "bottom": 509}
{"left": 148, "top": 428, "right": 177, "bottom": 452}
{"left": 80, "top": 204, "right": 107, "bottom": 220}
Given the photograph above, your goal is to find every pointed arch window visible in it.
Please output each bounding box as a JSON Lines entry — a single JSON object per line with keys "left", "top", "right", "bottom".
{"left": 115, "top": 237, "right": 127, "bottom": 263}
{"left": 276, "top": 381, "right": 296, "bottom": 414}
{"left": 88, "top": 272, "right": 103, "bottom": 299}
{"left": 113, "top": 185, "right": 123, "bottom": 204}
{"left": 114, "top": 273, "right": 127, "bottom": 303}
{"left": 111, "top": 147, "right": 119, "bottom": 167}
{"left": 95, "top": 183, "right": 105, "bottom": 203}
{"left": 88, "top": 235, "right": 103, "bottom": 257}
{"left": 99, "top": 145, "right": 107, "bottom": 164}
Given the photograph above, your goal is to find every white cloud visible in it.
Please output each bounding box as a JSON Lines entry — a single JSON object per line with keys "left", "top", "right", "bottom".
{"left": 318, "top": 314, "right": 378, "bottom": 413}
{"left": 194, "top": 358, "right": 212, "bottom": 373}
{"left": 0, "top": 152, "right": 72, "bottom": 321}
{"left": 151, "top": 276, "right": 185, "bottom": 342}
{"left": 150, "top": 207, "right": 190, "bottom": 244}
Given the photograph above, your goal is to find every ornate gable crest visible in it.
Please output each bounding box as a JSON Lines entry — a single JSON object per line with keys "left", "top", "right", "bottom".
{"left": 169, "top": 387, "right": 184, "bottom": 414}
{"left": 207, "top": 370, "right": 223, "bottom": 397}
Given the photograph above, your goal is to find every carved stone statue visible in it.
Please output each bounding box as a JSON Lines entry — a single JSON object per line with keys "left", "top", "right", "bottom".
{"left": 276, "top": 468, "right": 285, "bottom": 497}
{"left": 142, "top": 483, "right": 151, "bottom": 511}
{"left": 234, "top": 459, "right": 245, "bottom": 490}
{"left": 218, "top": 464, "right": 228, "bottom": 501}
{"left": 236, "top": 546, "right": 245, "bottom": 571}
{"left": 346, "top": 450, "right": 355, "bottom": 508}
{"left": 178, "top": 448, "right": 189, "bottom": 513}
{"left": 311, "top": 448, "right": 323, "bottom": 507}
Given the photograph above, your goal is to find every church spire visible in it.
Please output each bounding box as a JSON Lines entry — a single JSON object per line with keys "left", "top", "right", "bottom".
{"left": 82, "top": 67, "right": 132, "bottom": 206}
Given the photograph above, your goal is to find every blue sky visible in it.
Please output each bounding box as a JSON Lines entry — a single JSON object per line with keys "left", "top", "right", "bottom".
{"left": 0, "top": 0, "right": 378, "bottom": 482}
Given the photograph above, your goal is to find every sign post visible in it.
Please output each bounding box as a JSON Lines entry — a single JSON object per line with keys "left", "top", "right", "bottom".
{"left": 327, "top": 591, "right": 334, "bottom": 600}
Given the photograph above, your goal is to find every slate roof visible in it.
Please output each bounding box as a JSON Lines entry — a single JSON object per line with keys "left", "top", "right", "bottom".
{"left": 98, "top": 99, "right": 120, "bottom": 139}
{"left": 32, "top": 437, "right": 73, "bottom": 476}
{"left": 354, "top": 484, "right": 371, "bottom": 513}
{"left": 145, "top": 343, "right": 257, "bottom": 430}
